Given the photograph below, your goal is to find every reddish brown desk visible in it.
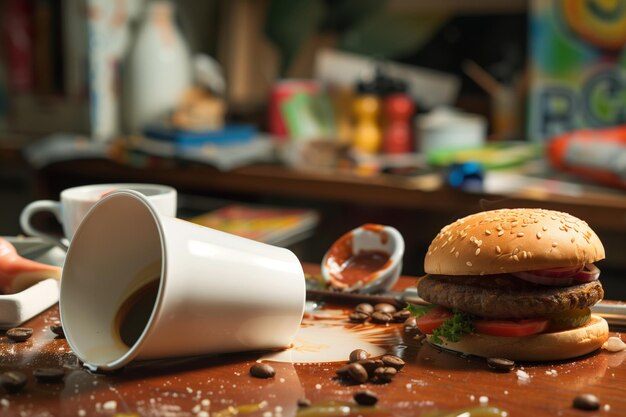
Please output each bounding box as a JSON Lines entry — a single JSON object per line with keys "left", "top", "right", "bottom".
{"left": 1, "top": 266, "right": 625, "bottom": 417}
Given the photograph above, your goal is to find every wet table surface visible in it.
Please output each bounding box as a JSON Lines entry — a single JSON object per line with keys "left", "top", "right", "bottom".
{"left": 1, "top": 272, "right": 626, "bottom": 417}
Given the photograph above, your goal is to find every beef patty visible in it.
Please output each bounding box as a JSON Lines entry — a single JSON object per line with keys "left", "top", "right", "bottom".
{"left": 417, "top": 274, "right": 604, "bottom": 319}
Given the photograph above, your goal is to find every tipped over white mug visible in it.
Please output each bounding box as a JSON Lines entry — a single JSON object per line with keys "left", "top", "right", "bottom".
{"left": 20, "top": 183, "right": 177, "bottom": 250}
{"left": 59, "top": 190, "right": 305, "bottom": 372}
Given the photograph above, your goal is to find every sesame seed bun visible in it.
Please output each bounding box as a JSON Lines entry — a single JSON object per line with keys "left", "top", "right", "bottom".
{"left": 428, "top": 315, "right": 609, "bottom": 361}
{"left": 424, "top": 208, "right": 605, "bottom": 276}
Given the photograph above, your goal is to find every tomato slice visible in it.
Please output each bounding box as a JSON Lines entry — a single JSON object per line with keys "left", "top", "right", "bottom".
{"left": 415, "top": 306, "right": 453, "bottom": 334}
{"left": 474, "top": 318, "right": 549, "bottom": 337}
{"left": 416, "top": 306, "right": 549, "bottom": 338}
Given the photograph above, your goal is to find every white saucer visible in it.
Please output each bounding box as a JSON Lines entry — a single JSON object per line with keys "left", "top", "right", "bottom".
{"left": 0, "top": 236, "right": 65, "bottom": 329}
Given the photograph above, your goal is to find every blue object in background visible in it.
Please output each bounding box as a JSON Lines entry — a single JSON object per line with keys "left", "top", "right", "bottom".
{"left": 143, "top": 124, "right": 257, "bottom": 148}
{"left": 447, "top": 162, "right": 484, "bottom": 191}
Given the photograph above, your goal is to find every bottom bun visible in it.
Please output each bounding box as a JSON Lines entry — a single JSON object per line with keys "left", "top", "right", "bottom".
{"left": 428, "top": 315, "right": 609, "bottom": 361}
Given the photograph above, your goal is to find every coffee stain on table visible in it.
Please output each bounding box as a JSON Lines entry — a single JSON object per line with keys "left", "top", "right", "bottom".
{"left": 261, "top": 309, "right": 397, "bottom": 363}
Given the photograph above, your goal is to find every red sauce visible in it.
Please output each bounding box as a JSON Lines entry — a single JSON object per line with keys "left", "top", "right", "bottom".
{"left": 327, "top": 233, "right": 354, "bottom": 265}
{"left": 330, "top": 250, "right": 391, "bottom": 287}
{"left": 362, "top": 223, "right": 385, "bottom": 233}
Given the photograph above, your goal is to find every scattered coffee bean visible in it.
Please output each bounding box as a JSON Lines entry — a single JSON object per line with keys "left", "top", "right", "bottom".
{"left": 0, "top": 371, "right": 27, "bottom": 393}
{"left": 403, "top": 316, "right": 418, "bottom": 331}
{"left": 345, "top": 363, "right": 369, "bottom": 384}
{"left": 373, "top": 366, "right": 397, "bottom": 382}
{"left": 297, "top": 398, "right": 311, "bottom": 408}
{"left": 487, "top": 357, "right": 515, "bottom": 373}
{"left": 33, "top": 368, "right": 65, "bottom": 383}
{"left": 349, "top": 349, "right": 370, "bottom": 363}
{"left": 355, "top": 303, "right": 374, "bottom": 315}
{"left": 6, "top": 327, "right": 33, "bottom": 343}
{"left": 573, "top": 394, "right": 600, "bottom": 411}
{"left": 349, "top": 312, "right": 370, "bottom": 323}
{"left": 374, "top": 303, "right": 397, "bottom": 314}
{"left": 336, "top": 364, "right": 351, "bottom": 378}
{"left": 50, "top": 323, "right": 65, "bottom": 338}
{"left": 249, "top": 363, "right": 275, "bottom": 379}
{"left": 354, "top": 390, "right": 378, "bottom": 406}
{"left": 357, "top": 359, "right": 384, "bottom": 377}
{"left": 381, "top": 354, "right": 405, "bottom": 370}
{"left": 392, "top": 309, "right": 411, "bottom": 323}
{"left": 370, "top": 311, "right": 393, "bottom": 324}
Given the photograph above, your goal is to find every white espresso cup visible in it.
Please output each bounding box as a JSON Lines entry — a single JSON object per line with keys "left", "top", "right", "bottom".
{"left": 59, "top": 190, "right": 305, "bottom": 372}
{"left": 20, "top": 183, "right": 177, "bottom": 250}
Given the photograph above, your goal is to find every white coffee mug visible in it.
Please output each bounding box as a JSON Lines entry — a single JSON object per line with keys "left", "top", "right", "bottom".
{"left": 20, "top": 183, "right": 177, "bottom": 250}
{"left": 59, "top": 190, "right": 305, "bottom": 372}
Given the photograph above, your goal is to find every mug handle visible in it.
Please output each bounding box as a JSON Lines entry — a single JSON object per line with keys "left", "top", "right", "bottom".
{"left": 19, "top": 200, "right": 68, "bottom": 250}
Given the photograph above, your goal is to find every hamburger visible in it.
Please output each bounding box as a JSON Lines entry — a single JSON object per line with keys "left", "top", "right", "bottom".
{"left": 415, "top": 208, "right": 609, "bottom": 361}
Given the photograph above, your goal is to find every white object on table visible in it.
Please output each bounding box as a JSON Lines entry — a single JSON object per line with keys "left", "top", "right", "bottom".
{"left": 321, "top": 224, "right": 405, "bottom": 294}
{"left": 0, "top": 237, "right": 65, "bottom": 329}
{"left": 417, "top": 107, "right": 486, "bottom": 154}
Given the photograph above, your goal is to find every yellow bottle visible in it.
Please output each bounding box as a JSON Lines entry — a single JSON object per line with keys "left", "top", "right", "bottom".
{"left": 352, "top": 94, "right": 382, "bottom": 155}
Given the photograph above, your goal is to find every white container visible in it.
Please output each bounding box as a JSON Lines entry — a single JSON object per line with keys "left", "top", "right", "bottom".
{"left": 59, "top": 190, "right": 305, "bottom": 371}
{"left": 123, "top": 1, "right": 191, "bottom": 133}
{"left": 321, "top": 224, "right": 404, "bottom": 293}
{"left": 417, "top": 107, "right": 486, "bottom": 154}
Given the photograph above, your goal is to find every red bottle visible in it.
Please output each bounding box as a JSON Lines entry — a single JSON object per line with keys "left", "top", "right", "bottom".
{"left": 383, "top": 94, "right": 415, "bottom": 154}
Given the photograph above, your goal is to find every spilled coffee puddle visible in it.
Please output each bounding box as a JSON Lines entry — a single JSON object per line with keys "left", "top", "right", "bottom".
{"left": 261, "top": 309, "right": 396, "bottom": 363}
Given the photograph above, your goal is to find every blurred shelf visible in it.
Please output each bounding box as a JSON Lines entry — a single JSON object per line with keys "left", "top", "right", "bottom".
{"left": 35, "top": 158, "right": 626, "bottom": 232}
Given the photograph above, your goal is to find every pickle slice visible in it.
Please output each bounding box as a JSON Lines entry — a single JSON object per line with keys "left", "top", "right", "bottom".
{"left": 548, "top": 308, "right": 591, "bottom": 330}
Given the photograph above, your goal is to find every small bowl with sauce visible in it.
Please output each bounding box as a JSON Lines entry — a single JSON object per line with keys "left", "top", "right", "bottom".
{"left": 321, "top": 224, "right": 405, "bottom": 293}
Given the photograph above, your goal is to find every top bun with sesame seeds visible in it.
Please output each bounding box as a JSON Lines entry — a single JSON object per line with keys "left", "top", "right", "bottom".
{"left": 415, "top": 208, "right": 608, "bottom": 362}
{"left": 424, "top": 208, "right": 605, "bottom": 276}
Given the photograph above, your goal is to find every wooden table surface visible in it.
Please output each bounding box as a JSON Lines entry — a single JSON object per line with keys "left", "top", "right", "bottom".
{"left": 1, "top": 270, "right": 626, "bottom": 417}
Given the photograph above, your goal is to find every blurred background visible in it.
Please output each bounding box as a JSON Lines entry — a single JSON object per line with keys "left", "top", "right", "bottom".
{"left": 2, "top": 0, "right": 626, "bottom": 297}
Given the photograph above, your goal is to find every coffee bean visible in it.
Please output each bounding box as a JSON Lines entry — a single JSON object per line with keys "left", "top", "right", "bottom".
{"left": 403, "top": 316, "right": 418, "bottom": 331}
{"left": 573, "top": 394, "right": 600, "bottom": 411}
{"left": 392, "top": 310, "right": 411, "bottom": 323}
{"left": 373, "top": 366, "right": 397, "bottom": 382}
{"left": 354, "top": 390, "right": 378, "bottom": 406}
{"left": 349, "top": 312, "right": 370, "bottom": 323}
{"left": 336, "top": 364, "right": 351, "bottom": 377}
{"left": 487, "top": 357, "right": 515, "bottom": 373}
{"left": 297, "top": 398, "right": 311, "bottom": 408}
{"left": 0, "top": 371, "right": 27, "bottom": 393}
{"left": 249, "top": 363, "right": 275, "bottom": 379}
{"left": 33, "top": 368, "right": 65, "bottom": 383}
{"left": 349, "top": 349, "right": 369, "bottom": 363}
{"left": 6, "top": 327, "right": 33, "bottom": 342}
{"left": 381, "top": 354, "right": 405, "bottom": 370}
{"left": 355, "top": 303, "right": 374, "bottom": 315}
{"left": 374, "top": 303, "right": 397, "bottom": 314}
{"left": 344, "top": 363, "right": 368, "bottom": 384}
{"left": 370, "top": 311, "right": 393, "bottom": 324}
{"left": 50, "top": 324, "right": 65, "bottom": 338}
{"left": 355, "top": 359, "right": 384, "bottom": 378}
{"left": 337, "top": 363, "right": 360, "bottom": 379}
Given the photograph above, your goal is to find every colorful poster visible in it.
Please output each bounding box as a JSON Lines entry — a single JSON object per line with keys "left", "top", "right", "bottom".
{"left": 529, "top": 0, "right": 626, "bottom": 140}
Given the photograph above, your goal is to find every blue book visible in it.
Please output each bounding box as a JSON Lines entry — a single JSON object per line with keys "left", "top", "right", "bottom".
{"left": 143, "top": 123, "right": 257, "bottom": 148}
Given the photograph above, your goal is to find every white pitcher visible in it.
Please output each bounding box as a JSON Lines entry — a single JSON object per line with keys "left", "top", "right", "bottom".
{"left": 123, "top": 0, "right": 191, "bottom": 133}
